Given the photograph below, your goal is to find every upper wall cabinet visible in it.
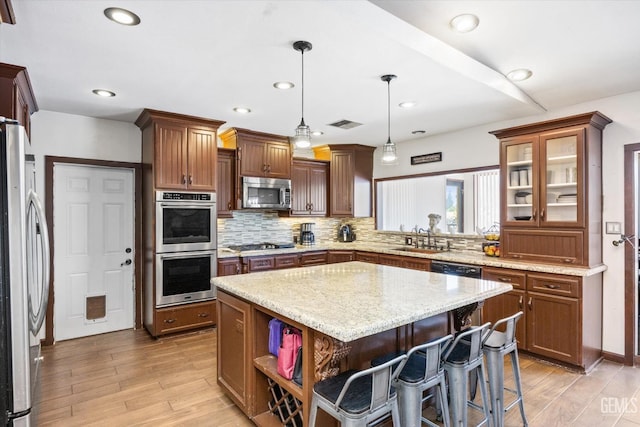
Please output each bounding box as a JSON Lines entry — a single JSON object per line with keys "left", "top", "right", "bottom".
{"left": 219, "top": 128, "right": 292, "bottom": 179}
{"left": 136, "top": 109, "right": 225, "bottom": 192}
{"left": 291, "top": 159, "right": 328, "bottom": 216}
{"left": 0, "top": 63, "right": 38, "bottom": 139}
{"left": 313, "top": 144, "right": 375, "bottom": 218}
{"left": 217, "top": 148, "right": 236, "bottom": 218}
{"left": 490, "top": 112, "right": 611, "bottom": 267}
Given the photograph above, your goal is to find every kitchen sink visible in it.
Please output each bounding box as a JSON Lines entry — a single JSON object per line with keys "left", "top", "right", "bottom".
{"left": 393, "top": 247, "right": 440, "bottom": 254}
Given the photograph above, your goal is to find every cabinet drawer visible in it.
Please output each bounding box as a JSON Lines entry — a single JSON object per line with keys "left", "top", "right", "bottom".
{"left": 483, "top": 266, "right": 526, "bottom": 290}
{"left": 275, "top": 254, "right": 299, "bottom": 269}
{"left": 156, "top": 301, "right": 216, "bottom": 334}
{"left": 402, "top": 258, "right": 431, "bottom": 271}
{"left": 328, "top": 251, "right": 354, "bottom": 263}
{"left": 245, "top": 256, "right": 276, "bottom": 272}
{"left": 378, "top": 254, "right": 404, "bottom": 267}
{"left": 501, "top": 228, "right": 584, "bottom": 265}
{"left": 355, "top": 252, "right": 379, "bottom": 263}
{"left": 527, "top": 273, "right": 580, "bottom": 298}
{"left": 300, "top": 251, "right": 328, "bottom": 266}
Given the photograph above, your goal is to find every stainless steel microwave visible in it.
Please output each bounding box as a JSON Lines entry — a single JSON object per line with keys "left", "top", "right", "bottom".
{"left": 242, "top": 176, "right": 291, "bottom": 210}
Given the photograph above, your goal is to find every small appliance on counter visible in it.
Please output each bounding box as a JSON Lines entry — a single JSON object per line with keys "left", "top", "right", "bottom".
{"left": 338, "top": 224, "right": 356, "bottom": 242}
{"left": 300, "top": 222, "right": 315, "bottom": 246}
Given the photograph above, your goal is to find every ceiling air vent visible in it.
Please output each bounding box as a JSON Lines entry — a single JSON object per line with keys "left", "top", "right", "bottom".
{"left": 328, "top": 119, "right": 362, "bottom": 130}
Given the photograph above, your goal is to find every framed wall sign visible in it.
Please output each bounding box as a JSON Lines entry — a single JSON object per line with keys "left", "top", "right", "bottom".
{"left": 411, "top": 152, "right": 442, "bottom": 165}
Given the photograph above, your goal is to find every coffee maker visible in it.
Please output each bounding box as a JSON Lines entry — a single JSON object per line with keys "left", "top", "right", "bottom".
{"left": 300, "top": 222, "right": 315, "bottom": 246}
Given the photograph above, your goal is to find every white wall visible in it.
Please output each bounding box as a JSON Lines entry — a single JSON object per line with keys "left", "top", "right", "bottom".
{"left": 30, "top": 110, "right": 141, "bottom": 202}
{"left": 374, "top": 89, "right": 640, "bottom": 356}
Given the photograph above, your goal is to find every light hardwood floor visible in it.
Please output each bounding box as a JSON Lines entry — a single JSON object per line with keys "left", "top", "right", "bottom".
{"left": 36, "top": 327, "right": 640, "bottom": 427}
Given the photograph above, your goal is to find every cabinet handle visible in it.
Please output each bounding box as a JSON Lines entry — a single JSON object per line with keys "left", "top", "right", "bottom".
{"left": 262, "top": 164, "right": 267, "bottom": 172}
{"left": 532, "top": 208, "right": 537, "bottom": 220}
{"left": 235, "top": 265, "right": 240, "bottom": 274}
{"left": 498, "top": 277, "right": 512, "bottom": 282}
{"left": 188, "top": 175, "right": 193, "bottom": 185}
{"left": 198, "top": 313, "right": 209, "bottom": 318}
{"left": 563, "top": 258, "right": 575, "bottom": 263}
{"left": 512, "top": 254, "right": 522, "bottom": 259}
{"left": 527, "top": 297, "right": 532, "bottom": 310}
{"left": 310, "top": 203, "right": 313, "bottom": 211}
{"left": 182, "top": 174, "right": 187, "bottom": 184}
{"left": 545, "top": 284, "right": 560, "bottom": 289}
{"left": 227, "top": 202, "right": 232, "bottom": 210}
{"left": 540, "top": 208, "right": 545, "bottom": 219}
{"left": 267, "top": 164, "right": 271, "bottom": 173}
{"left": 164, "top": 318, "right": 176, "bottom": 324}
{"left": 518, "top": 296, "right": 523, "bottom": 309}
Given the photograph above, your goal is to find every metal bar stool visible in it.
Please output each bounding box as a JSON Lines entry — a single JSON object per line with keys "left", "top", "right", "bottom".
{"left": 482, "top": 311, "right": 528, "bottom": 427}
{"left": 371, "top": 334, "right": 454, "bottom": 427}
{"left": 308, "top": 353, "right": 407, "bottom": 427}
{"left": 442, "top": 322, "right": 492, "bottom": 427}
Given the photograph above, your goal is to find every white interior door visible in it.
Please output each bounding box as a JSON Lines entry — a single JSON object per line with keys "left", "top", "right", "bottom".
{"left": 53, "top": 164, "right": 134, "bottom": 341}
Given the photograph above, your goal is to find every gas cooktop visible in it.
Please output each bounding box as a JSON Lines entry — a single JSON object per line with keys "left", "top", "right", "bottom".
{"left": 227, "top": 242, "right": 296, "bottom": 251}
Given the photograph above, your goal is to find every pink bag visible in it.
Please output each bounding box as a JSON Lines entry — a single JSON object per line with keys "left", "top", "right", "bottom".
{"left": 277, "top": 327, "right": 302, "bottom": 380}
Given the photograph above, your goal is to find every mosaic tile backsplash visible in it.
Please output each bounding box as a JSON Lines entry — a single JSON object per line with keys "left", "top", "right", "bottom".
{"left": 217, "top": 212, "right": 484, "bottom": 251}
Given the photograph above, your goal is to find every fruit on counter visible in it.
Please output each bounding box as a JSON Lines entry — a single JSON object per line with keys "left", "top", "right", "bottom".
{"left": 483, "top": 244, "right": 500, "bottom": 257}
{"left": 485, "top": 233, "right": 500, "bottom": 241}
{"left": 495, "top": 248, "right": 500, "bottom": 257}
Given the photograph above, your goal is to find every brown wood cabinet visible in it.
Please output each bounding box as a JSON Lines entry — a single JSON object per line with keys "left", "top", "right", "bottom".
{"left": 154, "top": 300, "right": 216, "bottom": 336}
{"left": 299, "top": 251, "right": 328, "bottom": 266}
{"left": 217, "top": 148, "right": 235, "bottom": 218}
{"left": 355, "top": 251, "right": 379, "bottom": 264}
{"left": 219, "top": 127, "right": 292, "bottom": 179}
{"left": 291, "top": 159, "right": 328, "bottom": 216}
{"left": 217, "top": 291, "right": 252, "bottom": 416}
{"left": 313, "top": 144, "right": 375, "bottom": 217}
{"left": 327, "top": 250, "right": 355, "bottom": 264}
{"left": 218, "top": 257, "right": 242, "bottom": 276}
{"left": 490, "top": 112, "right": 611, "bottom": 267}
{"left": 0, "top": 62, "right": 38, "bottom": 138}
{"left": 482, "top": 266, "right": 602, "bottom": 371}
{"left": 136, "top": 109, "right": 224, "bottom": 192}
{"left": 242, "top": 253, "right": 300, "bottom": 273}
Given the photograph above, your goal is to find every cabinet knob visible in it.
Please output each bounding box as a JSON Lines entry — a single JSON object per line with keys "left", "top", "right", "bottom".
{"left": 544, "top": 284, "right": 560, "bottom": 289}
{"left": 164, "top": 318, "right": 176, "bottom": 324}
{"left": 198, "top": 313, "right": 209, "bottom": 318}
{"left": 228, "top": 202, "right": 232, "bottom": 210}
{"left": 498, "top": 277, "right": 512, "bottom": 282}
{"left": 188, "top": 175, "right": 193, "bottom": 185}
{"left": 563, "top": 258, "right": 574, "bottom": 263}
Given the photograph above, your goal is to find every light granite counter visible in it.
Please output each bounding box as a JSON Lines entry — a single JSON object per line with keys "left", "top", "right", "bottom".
{"left": 217, "top": 242, "right": 606, "bottom": 277}
{"left": 212, "top": 261, "right": 512, "bottom": 342}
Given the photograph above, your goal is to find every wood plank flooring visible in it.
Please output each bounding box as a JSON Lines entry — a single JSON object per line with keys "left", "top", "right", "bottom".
{"left": 36, "top": 327, "right": 640, "bottom": 426}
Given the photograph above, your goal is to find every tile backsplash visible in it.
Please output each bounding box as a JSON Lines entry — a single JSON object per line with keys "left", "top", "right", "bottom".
{"left": 217, "top": 212, "right": 484, "bottom": 251}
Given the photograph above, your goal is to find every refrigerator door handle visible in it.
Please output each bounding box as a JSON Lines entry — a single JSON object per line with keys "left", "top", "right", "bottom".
{"left": 26, "top": 189, "right": 50, "bottom": 334}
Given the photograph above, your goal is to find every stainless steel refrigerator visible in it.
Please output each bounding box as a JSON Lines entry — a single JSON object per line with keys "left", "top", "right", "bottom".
{"left": 0, "top": 122, "right": 50, "bottom": 426}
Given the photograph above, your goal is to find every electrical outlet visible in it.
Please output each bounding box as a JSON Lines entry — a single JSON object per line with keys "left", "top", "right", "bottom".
{"left": 606, "top": 222, "right": 621, "bottom": 234}
{"left": 405, "top": 237, "right": 413, "bottom": 245}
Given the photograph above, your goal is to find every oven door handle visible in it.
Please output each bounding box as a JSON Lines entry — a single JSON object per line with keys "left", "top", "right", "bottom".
{"left": 159, "top": 202, "right": 212, "bottom": 209}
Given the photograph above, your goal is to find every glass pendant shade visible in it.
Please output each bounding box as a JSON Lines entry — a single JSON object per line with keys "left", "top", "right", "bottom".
{"left": 381, "top": 138, "right": 398, "bottom": 164}
{"left": 293, "top": 118, "right": 311, "bottom": 148}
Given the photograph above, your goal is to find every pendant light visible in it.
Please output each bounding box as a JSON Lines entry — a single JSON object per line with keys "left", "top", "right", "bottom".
{"left": 292, "top": 41, "right": 312, "bottom": 149}
{"left": 381, "top": 74, "right": 398, "bottom": 164}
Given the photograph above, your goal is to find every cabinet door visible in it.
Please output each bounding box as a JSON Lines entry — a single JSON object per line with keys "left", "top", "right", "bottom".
{"left": 481, "top": 290, "right": 526, "bottom": 347}
{"left": 308, "top": 163, "right": 327, "bottom": 216}
{"left": 355, "top": 251, "right": 379, "bottom": 263}
{"left": 244, "top": 256, "right": 276, "bottom": 273}
{"left": 238, "top": 138, "right": 267, "bottom": 177}
{"left": 540, "top": 127, "right": 585, "bottom": 227}
{"left": 274, "top": 254, "right": 299, "bottom": 269}
{"left": 330, "top": 151, "right": 354, "bottom": 216}
{"left": 327, "top": 251, "right": 354, "bottom": 263}
{"left": 265, "top": 142, "right": 291, "bottom": 178}
{"left": 291, "top": 162, "right": 311, "bottom": 215}
{"left": 300, "top": 251, "right": 328, "bottom": 266}
{"left": 217, "top": 292, "right": 251, "bottom": 414}
{"left": 155, "top": 122, "right": 189, "bottom": 190}
{"left": 155, "top": 301, "right": 216, "bottom": 335}
{"left": 187, "top": 127, "right": 217, "bottom": 191}
{"left": 217, "top": 149, "right": 235, "bottom": 217}
{"left": 502, "top": 135, "right": 537, "bottom": 226}
{"left": 218, "top": 258, "right": 242, "bottom": 276}
{"left": 526, "top": 292, "right": 579, "bottom": 365}
{"left": 378, "top": 254, "right": 404, "bottom": 267}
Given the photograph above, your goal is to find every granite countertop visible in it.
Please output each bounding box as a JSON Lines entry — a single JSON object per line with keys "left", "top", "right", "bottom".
{"left": 212, "top": 261, "right": 512, "bottom": 342}
{"left": 217, "top": 242, "right": 606, "bottom": 277}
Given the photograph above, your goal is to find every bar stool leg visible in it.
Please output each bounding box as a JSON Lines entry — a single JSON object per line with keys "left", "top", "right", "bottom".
{"left": 476, "top": 363, "right": 492, "bottom": 426}
{"left": 511, "top": 349, "right": 528, "bottom": 426}
{"left": 447, "top": 367, "right": 468, "bottom": 427}
{"left": 438, "top": 376, "right": 452, "bottom": 427}
{"left": 397, "top": 386, "right": 421, "bottom": 427}
{"left": 308, "top": 394, "right": 319, "bottom": 427}
{"left": 485, "top": 349, "right": 505, "bottom": 427}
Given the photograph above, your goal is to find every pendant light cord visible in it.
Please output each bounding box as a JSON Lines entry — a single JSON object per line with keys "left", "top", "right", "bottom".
{"left": 301, "top": 48, "right": 305, "bottom": 123}
{"left": 387, "top": 78, "right": 390, "bottom": 143}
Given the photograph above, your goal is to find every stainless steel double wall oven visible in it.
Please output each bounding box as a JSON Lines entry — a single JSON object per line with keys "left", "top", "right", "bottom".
{"left": 155, "top": 191, "right": 216, "bottom": 307}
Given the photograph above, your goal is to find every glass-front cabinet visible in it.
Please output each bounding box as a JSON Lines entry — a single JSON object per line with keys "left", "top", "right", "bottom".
{"left": 503, "top": 128, "right": 584, "bottom": 228}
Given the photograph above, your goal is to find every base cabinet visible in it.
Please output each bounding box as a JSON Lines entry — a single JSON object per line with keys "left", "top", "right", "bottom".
{"left": 218, "top": 257, "right": 242, "bottom": 276}
{"left": 153, "top": 300, "right": 216, "bottom": 336}
{"left": 299, "top": 251, "right": 328, "bottom": 266}
{"left": 327, "top": 250, "right": 355, "bottom": 264}
{"left": 482, "top": 266, "right": 601, "bottom": 371}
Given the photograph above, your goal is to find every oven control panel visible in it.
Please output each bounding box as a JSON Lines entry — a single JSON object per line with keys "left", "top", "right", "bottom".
{"left": 157, "top": 191, "right": 214, "bottom": 202}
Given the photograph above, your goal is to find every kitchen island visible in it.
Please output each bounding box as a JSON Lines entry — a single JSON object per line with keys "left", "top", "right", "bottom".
{"left": 213, "top": 261, "right": 512, "bottom": 427}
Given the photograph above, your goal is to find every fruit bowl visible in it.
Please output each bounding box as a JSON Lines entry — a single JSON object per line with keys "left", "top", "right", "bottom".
{"left": 482, "top": 242, "right": 500, "bottom": 257}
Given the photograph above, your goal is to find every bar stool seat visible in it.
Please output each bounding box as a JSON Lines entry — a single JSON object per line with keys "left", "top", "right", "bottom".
{"left": 443, "top": 322, "right": 492, "bottom": 427}
{"left": 372, "top": 335, "right": 454, "bottom": 427}
{"left": 308, "top": 354, "right": 407, "bottom": 427}
{"left": 482, "top": 311, "right": 528, "bottom": 427}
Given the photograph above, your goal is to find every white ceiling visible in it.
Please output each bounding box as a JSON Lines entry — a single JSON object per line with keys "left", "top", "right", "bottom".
{"left": 1, "top": 0, "right": 639, "bottom": 147}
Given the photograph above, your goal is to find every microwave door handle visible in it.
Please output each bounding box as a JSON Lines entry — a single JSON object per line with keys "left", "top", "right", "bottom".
{"left": 280, "top": 187, "right": 286, "bottom": 206}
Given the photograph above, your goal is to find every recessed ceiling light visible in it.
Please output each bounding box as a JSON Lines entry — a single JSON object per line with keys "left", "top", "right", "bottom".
{"left": 506, "top": 69, "right": 533, "bottom": 82}
{"left": 92, "top": 89, "right": 116, "bottom": 97}
{"left": 399, "top": 101, "right": 416, "bottom": 109}
{"left": 104, "top": 7, "right": 141, "bottom": 26}
{"left": 450, "top": 14, "right": 479, "bottom": 33}
{"left": 412, "top": 130, "right": 426, "bottom": 135}
{"left": 233, "top": 107, "right": 251, "bottom": 114}
{"left": 273, "top": 81, "right": 294, "bottom": 90}
{"left": 311, "top": 130, "right": 324, "bottom": 136}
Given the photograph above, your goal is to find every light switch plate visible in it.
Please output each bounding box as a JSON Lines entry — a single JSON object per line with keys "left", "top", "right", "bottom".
{"left": 606, "top": 222, "right": 621, "bottom": 234}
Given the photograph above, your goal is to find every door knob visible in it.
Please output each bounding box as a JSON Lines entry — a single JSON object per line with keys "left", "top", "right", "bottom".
{"left": 121, "top": 259, "right": 132, "bottom": 266}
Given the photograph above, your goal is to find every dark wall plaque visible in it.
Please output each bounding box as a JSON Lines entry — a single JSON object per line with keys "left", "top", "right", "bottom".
{"left": 411, "top": 152, "right": 442, "bottom": 165}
